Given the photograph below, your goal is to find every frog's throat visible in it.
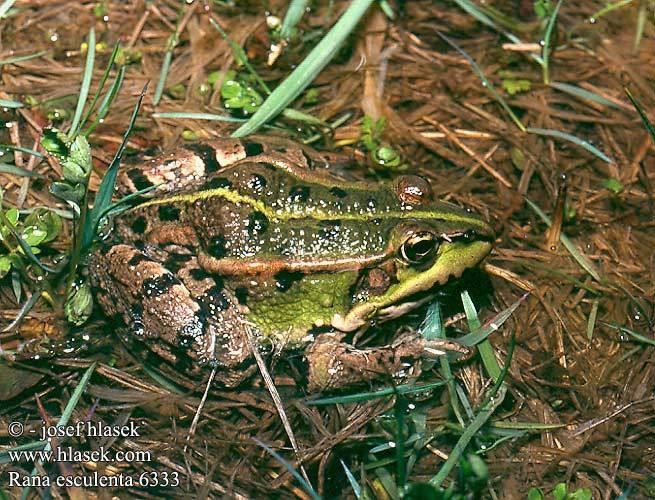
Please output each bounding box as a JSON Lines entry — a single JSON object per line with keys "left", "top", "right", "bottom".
{"left": 331, "top": 240, "right": 492, "bottom": 332}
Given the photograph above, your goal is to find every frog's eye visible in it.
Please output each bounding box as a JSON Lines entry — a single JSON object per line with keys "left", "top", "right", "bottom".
{"left": 400, "top": 232, "right": 439, "bottom": 265}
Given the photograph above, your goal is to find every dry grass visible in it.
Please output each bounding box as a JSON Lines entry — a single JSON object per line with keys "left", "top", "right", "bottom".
{"left": 1, "top": 0, "right": 654, "bottom": 498}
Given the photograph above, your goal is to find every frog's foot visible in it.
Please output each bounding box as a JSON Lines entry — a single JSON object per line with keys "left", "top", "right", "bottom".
{"left": 174, "top": 257, "right": 257, "bottom": 386}
{"left": 89, "top": 244, "right": 214, "bottom": 365}
{"left": 304, "top": 332, "right": 468, "bottom": 392}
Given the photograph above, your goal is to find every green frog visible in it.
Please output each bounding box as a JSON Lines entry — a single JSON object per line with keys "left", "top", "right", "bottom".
{"left": 89, "top": 136, "right": 493, "bottom": 391}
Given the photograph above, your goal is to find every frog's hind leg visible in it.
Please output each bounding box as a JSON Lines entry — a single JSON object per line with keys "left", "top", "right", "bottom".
{"left": 304, "top": 332, "right": 468, "bottom": 392}
{"left": 173, "top": 258, "right": 257, "bottom": 386}
{"left": 89, "top": 244, "right": 214, "bottom": 367}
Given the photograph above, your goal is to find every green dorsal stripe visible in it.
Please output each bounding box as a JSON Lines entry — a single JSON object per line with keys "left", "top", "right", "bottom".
{"left": 138, "top": 187, "right": 488, "bottom": 228}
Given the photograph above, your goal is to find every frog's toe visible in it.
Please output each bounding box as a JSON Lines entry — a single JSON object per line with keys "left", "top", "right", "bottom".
{"left": 304, "top": 332, "right": 423, "bottom": 392}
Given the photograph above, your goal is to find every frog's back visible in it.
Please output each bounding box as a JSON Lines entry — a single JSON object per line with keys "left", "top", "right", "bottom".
{"left": 112, "top": 143, "right": 487, "bottom": 266}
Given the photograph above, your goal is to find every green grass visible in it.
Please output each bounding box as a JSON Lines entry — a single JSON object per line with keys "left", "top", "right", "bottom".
{"left": 280, "top": 0, "right": 310, "bottom": 39}
{"left": 19, "top": 363, "right": 97, "bottom": 500}
{"left": 0, "top": 50, "right": 47, "bottom": 66}
{"left": 68, "top": 28, "right": 96, "bottom": 138}
{"left": 542, "top": 0, "right": 563, "bottom": 84}
{"left": 232, "top": 0, "right": 375, "bottom": 137}
{"left": 525, "top": 198, "right": 603, "bottom": 282}
{"left": 153, "top": 33, "right": 178, "bottom": 106}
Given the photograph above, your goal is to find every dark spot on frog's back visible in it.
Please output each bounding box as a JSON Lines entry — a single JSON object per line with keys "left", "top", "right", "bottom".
{"left": 189, "top": 268, "right": 209, "bottom": 281}
{"left": 127, "top": 253, "right": 149, "bottom": 267}
{"left": 246, "top": 173, "right": 267, "bottom": 195}
{"left": 207, "top": 235, "right": 227, "bottom": 258}
{"left": 142, "top": 273, "right": 180, "bottom": 298}
{"left": 289, "top": 185, "right": 310, "bottom": 203}
{"left": 127, "top": 169, "right": 154, "bottom": 191}
{"left": 165, "top": 252, "right": 192, "bottom": 273}
{"left": 158, "top": 204, "right": 180, "bottom": 222}
{"left": 206, "top": 176, "right": 232, "bottom": 190}
{"left": 199, "top": 286, "right": 230, "bottom": 313}
{"left": 244, "top": 141, "right": 264, "bottom": 156}
{"left": 247, "top": 211, "right": 269, "bottom": 235}
{"left": 187, "top": 143, "right": 219, "bottom": 173}
{"left": 319, "top": 219, "right": 342, "bottom": 238}
{"left": 330, "top": 187, "right": 347, "bottom": 198}
{"left": 131, "top": 216, "right": 147, "bottom": 234}
{"left": 274, "top": 271, "right": 304, "bottom": 292}
{"left": 235, "top": 287, "right": 249, "bottom": 305}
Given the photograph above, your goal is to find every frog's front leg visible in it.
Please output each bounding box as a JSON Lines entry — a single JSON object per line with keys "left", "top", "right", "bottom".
{"left": 304, "top": 332, "right": 469, "bottom": 392}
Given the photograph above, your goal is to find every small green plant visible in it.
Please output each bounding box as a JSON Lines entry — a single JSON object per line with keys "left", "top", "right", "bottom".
{"left": 404, "top": 455, "right": 489, "bottom": 499}
{"left": 528, "top": 483, "right": 593, "bottom": 500}
{"left": 0, "top": 202, "right": 62, "bottom": 281}
{"left": 0, "top": 29, "right": 144, "bottom": 330}
{"left": 41, "top": 129, "right": 92, "bottom": 204}
{"left": 602, "top": 177, "right": 623, "bottom": 194}
{"left": 502, "top": 78, "right": 532, "bottom": 95}
{"left": 220, "top": 74, "right": 264, "bottom": 116}
{"left": 533, "top": 0, "right": 553, "bottom": 19}
{"left": 360, "top": 116, "right": 406, "bottom": 172}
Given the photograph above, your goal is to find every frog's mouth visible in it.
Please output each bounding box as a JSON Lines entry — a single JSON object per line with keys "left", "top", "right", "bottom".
{"left": 332, "top": 240, "right": 492, "bottom": 332}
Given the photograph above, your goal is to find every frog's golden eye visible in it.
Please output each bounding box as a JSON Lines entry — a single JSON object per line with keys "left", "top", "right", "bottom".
{"left": 400, "top": 232, "right": 439, "bottom": 265}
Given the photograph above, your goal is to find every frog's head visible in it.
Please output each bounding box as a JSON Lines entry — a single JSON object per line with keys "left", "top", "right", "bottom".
{"left": 331, "top": 175, "right": 494, "bottom": 332}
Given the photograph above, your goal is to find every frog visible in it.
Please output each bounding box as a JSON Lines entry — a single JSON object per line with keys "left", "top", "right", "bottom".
{"left": 88, "top": 135, "right": 494, "bottom": 391}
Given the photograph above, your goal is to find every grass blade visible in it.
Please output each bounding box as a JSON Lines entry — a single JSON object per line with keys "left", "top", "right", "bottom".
{"left": 0, "top": 0, "right": 16, "bottom": 19}
{"left": 603, "top": 322, "right": 655, "bottom": 346}
{"left": 82, "top": 84, "right": 148, "bottom": 250}
{"left": 0, "top": 50, "right": 47, "bottom": 66}
{"left": 550, "top": 82, "right": 622, "bottom": 109}
{"left": 252, "top": 437, "right": 320, "bottom": 500}
{"left": 457, "top": 293, "right": 527, "bottom": 348}
{"left": 80, "top": 43, "right": 121, "bottom": 134}
{"left": 587, "top": 300, "right": 599, "bottom": 340}
{"left": 84, "top": 64, "right": 126, "bottom": 136}
{"left": 436, "top": 31, "right": 526, "bottom": 132}
{"left": 0, "top": 163, "right": 42, "bottom": 177}
{"left": 153, "top": 33, "right": 177, "bottom": 106}
{"left": 209, "top": 18, "right": 271, "bottom": 95}
{"left": 232, "top": 0, "right": 375, "bottom": 137}
{"left": 462, "top": 291, "right": 502, "bottom": 382}
{"left": 340, "top": 459, "right": 362, "bottom": 499}
{"left": 590, "top": 0, "right": 634, "bottom": 20}
{"left": 429, "top": 342, "right": 513, "bottom": 487}
{"left": 280, "top": 0, "right": 310, "bottom": 39}
{"left": 0, "top": 98, "right": 23, "bottom": 108}
{"left": 453, "top": 0, "right": 543, "bottom": 65}
{"left": 0, "top": 145, "right": 43, "bottom": 158}
{"left": 526, "top": 127, "right": 613, "bottom": 164}
{"left": 2, "top": 289, "right": 42, "bottom": 333}
{"left": 152, "top": 111, "right": 245, "bottom": 122}
{"left": 634, "top": 1, "right": 646, "bottom": 51}
{"left": 542, "top": 0, "right": 563, "bottom": 84}
{"left": 68, "top": 28, "right": 96, "bottom": 138}
{"left": 422, "top": 301, "right": 466, "bottom": 427}
{"left": 306, "top": 381, "right": 447, "bottom": 406}
{"left": 21, "top": 363, "right": 97, "bottom": 500}
{"left": 625, "top": 88, "right": 655, "bottom": 145}
{"left": 525, "top": 197, "right": 603, "bottom": 281}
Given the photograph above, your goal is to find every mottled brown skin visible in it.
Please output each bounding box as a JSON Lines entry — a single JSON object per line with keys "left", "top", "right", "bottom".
{"left": 90, "top": 136, "right": 493, "bottom": 390}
